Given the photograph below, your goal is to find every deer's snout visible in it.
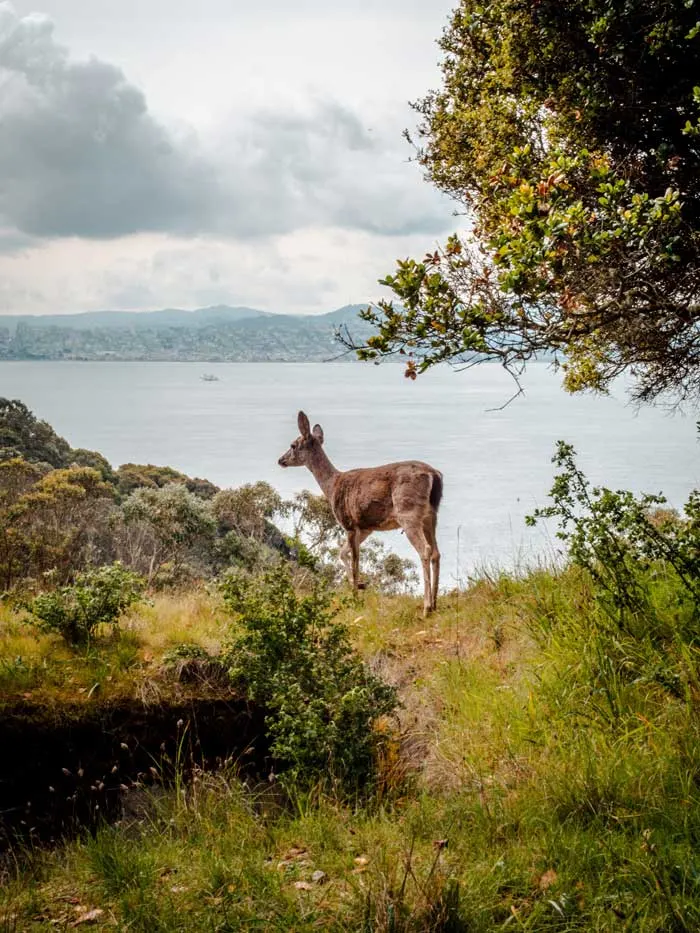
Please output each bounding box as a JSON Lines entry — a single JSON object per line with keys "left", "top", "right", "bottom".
{"left": 278, "top": 455, "right": 289, "bottom": 467}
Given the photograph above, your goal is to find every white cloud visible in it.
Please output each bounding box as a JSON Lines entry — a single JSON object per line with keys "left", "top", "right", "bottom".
{"left": 0, "top": 1, "right": 457, "bottom": 314}
{"left": 0, "top": 227, "right": 447, "bottom": 315}
{"left": 0, "top": 3, "right": 450, "bottom": 241}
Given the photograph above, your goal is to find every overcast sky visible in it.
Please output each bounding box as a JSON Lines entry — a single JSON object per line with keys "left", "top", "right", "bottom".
{"left": 0, "top": 0, "right": 457, "bottom": 315}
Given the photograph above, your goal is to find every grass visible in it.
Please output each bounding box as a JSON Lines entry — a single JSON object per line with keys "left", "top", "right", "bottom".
{"left": 1, "top": 567, "right": 699, "bottom": 930}
{"left": 0, "top": 589, "right": 225, "bottom": 708}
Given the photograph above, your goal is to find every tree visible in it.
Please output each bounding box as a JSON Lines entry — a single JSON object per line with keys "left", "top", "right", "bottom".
{"left": 210, "top": 482, "right": 289, "bottom": 571}
{"left": 0, "top": 398, "right": 72, "bottom": 467}
{"left": 118, "top": 484, "right": 217, "bottom": 582}
{"left": 350, "top": 1, "right": 700, "bottom": 402}
{"left": 116, "top": 463, "right": 218, "bottom": 499}
{"left": 212, "top": 481, "right": 286, "bottom": 540}
{"left": 70, "top": 448, "right": 118, "bottom": 485}
{"left": 0, "top": 464, "right": 116, "bottom": 587}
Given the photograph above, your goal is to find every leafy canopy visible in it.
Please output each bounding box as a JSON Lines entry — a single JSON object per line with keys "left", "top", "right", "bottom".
{"left": 353, "top": 0, "right": 700, "bottom": 401}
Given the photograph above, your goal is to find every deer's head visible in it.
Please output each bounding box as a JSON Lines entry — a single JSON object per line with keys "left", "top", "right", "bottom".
{"left": 278, "top": 411, "right": 324, "bottom": 468}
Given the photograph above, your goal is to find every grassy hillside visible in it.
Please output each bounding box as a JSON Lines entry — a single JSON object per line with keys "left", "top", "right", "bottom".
{"left": 1, "top": 563, "right": 698, "bottom": 931}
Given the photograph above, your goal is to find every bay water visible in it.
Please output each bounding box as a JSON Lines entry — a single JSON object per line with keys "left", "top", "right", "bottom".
{"left": 0, "top": 360, "right": 697, "bottom": 585}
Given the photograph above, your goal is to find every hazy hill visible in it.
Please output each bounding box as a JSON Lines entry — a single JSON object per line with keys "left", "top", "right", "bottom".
{"left": 0, "top": 304, "right": 376, "bottom": 362}
{"left": 0, "top": 305, "right": 272, "bottom": 334}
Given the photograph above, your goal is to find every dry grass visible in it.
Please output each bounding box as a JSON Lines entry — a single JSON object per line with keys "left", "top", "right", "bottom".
{"left": 337, "top": 582, "right": 538, "bottom": 793}
{"left": 122, "top": 588, "right": 226, "bottom": 656}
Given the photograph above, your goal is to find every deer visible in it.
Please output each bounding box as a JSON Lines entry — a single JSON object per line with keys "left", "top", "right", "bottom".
{"left": 278, "top": 411, "right": 442, "bottom": 615}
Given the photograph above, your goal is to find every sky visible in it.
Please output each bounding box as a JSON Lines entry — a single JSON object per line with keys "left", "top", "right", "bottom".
{"left": 0, "top": 0, "right": 458, "bottom": 316}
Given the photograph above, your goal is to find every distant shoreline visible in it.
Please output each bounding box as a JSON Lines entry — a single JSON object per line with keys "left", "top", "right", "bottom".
{"left": 0, "top": 357, "right": 375, "bottom": 364}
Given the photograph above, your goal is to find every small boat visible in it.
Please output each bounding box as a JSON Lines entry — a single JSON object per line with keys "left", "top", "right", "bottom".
{"left": 200, "top": 373, "right": 220, "bottom": 382}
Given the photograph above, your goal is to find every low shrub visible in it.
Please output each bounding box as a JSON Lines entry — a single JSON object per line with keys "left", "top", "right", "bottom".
{"left": 25, "top": 562, "right": 144, "bottom": 645}
{"left": 221, "top": 566, "right": 398, "bottom": 792}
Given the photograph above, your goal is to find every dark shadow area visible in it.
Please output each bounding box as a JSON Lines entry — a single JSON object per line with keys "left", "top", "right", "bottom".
{"left": 0, "top": 696, "right": 268, "bottom": 850}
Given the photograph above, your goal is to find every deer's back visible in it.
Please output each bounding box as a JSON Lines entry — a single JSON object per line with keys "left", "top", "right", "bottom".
{"left": 330, "top": 460, "right": 441, "bottom": 531}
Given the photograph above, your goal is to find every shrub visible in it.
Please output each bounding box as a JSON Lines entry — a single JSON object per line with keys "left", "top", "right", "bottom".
{"left": 221, "top": 566, "right": 398, "bottom": 791}
{"left": 527, "top": 441, "right": 699, "bottom": 624}
{"left": 161, "top": 643, "right": 227, "bottom": 685}
{"left": 527, "top": 442, "right": 700, "bottom": 712}
{"left": 26, "top": 562, "right": 144, "bottom": 645}
{"left": 119, "top": 484, "right": 217, "bottom": 582}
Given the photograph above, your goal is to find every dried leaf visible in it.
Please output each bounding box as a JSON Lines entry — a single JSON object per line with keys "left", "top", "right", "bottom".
{"left": 71, "top": 908, "right": 104, "bottom": 926}
{"left": 538, "top": 869, "right": 558, "bottom": 891}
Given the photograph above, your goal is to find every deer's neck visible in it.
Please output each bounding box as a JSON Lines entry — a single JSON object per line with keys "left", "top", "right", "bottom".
{"left": 307, "top": 447, "right": 339, "bottom": 499}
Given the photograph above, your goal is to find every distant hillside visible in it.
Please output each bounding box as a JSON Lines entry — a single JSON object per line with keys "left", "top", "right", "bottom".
{"left": 0, "top": 305, "right": 271, "bottom": 334}
{"left": 0, "top": 304, "right": 376, "bottom": 362}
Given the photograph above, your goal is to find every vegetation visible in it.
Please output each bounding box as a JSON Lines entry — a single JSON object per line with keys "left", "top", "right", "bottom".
{"left": 1, "top": 551, "right": 699, "bottom": 928}
{"left": 0, "top": 413, "right": 696, "bottom": 928}
{"left": 25, "top": 563, "right": 145, "bottom": 646}
{"left": 351, "top": 0, "right": 700, "bottom": 402}
{"left": 0, "top": 399, "right": 416, "bottom": 594}
{"left": 5, "top": 2, "right": 695, "bottom": 916}
{"left": 222, "top": 567, "right": 397, "bottom": 791}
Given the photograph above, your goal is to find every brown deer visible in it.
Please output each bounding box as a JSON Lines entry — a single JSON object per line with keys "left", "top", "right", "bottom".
{"left": 278, "top": 411, "right": 442, "bottom": 615}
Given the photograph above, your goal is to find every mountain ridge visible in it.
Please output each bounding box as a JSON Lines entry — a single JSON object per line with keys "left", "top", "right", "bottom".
{"left": 0, "top": 303, "right": 367, "bottom": 333}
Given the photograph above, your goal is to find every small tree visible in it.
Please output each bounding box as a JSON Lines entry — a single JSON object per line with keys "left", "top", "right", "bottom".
{"left": 1, "top": 465, "right": 116, "bottom": 587}
{"left": 212, "top": 481, "right": 286, "bottom": 540}
{"left": 527, "top": 443, "right": 700, "bottom": 620}
{"left": 116, "top": 463, "right": 218, "bottom": 499}
{"left": 0, "top": 398, "right": 72, "bottom": 467}
{"left": 119, "top": 484, "right": 216, "bottom": 582}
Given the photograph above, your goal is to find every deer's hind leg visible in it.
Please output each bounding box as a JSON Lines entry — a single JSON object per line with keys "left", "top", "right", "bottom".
{"left": 421, "top": 515, "right": 440, "bottom": 612}
{"left": 401, "top": 520, "right": 433, "bottom": 617}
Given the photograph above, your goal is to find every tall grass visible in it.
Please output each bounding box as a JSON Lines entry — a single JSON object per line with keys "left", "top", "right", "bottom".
{"left": 2, "top": 557, "right": 698, "bottom": 930}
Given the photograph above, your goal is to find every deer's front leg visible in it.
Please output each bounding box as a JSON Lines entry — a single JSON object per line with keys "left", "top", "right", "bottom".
{"left": 340, "top": 536, "right": 354, "bottom": 586}
{"left": 342, "top": 529, "right": 368, "bottom": 590}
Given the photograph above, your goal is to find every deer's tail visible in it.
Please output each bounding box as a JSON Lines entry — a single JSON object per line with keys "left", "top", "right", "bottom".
{"left": 429, "top": 471, "right": 443, "bottom": 511}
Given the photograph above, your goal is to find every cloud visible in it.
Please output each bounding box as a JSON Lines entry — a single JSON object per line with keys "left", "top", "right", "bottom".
{"left": 0, "top": 3, "right": 221, "bottom": 238}
{"left": 0, "top": 227, "right": 447, "bottom": 315}
{"left": 0, "top": 3, "right": 451, "bottom": 242}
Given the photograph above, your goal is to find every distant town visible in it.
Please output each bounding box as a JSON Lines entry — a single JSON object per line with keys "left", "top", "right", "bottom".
{"left": 0, "top": 305, "right": 375, "bottom": 362}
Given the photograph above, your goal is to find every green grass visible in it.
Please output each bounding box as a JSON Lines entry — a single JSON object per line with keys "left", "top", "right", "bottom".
{"left": 2, "top": 568, "right": 699, "bottom": 930}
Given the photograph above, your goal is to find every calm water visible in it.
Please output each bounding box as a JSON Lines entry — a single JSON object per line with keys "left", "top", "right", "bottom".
{"left": 0, "top": 361, "right": 697, "bottom": 584}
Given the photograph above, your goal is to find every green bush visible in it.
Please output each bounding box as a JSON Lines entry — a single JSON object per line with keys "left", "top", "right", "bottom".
{"left": 26, "top": 562, "right": 144, "bottom": 645}
{"left": 221, "top": 566, "right": 398, "bottom": 792}
{"left": 527, "top": 442, "right": 700, "bottom": 711}
{"left": 528, "top": 441, "right": 699, "bottom": 624}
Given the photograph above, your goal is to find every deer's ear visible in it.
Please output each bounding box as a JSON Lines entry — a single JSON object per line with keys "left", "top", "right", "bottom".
{"left": 312, "top": 424, "right": 324, "bottom": 444}
{"left": 297, "top": 411, "right": 311, "bottom": 438}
